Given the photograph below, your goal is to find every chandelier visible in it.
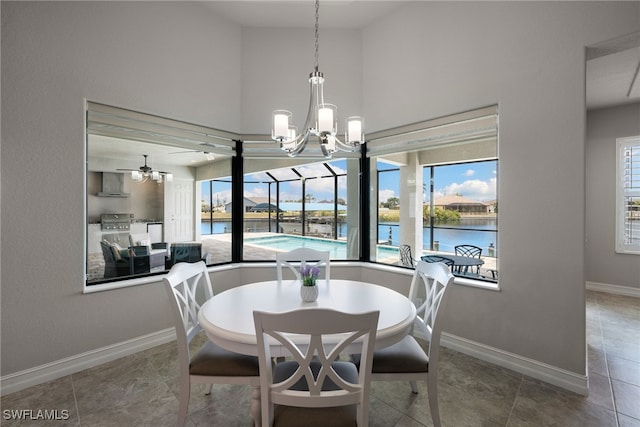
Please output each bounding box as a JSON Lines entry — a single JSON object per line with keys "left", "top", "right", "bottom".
{"left": 271, "top": 0, "right": 364, "bottom": 158}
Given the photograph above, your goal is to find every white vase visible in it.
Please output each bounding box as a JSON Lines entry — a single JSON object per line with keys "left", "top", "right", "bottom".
{"left": 300, "top": 284, "right": 318, "bottom": 302}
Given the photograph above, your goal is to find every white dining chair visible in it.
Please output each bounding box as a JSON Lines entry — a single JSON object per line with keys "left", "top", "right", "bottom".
{"left": 275, "top": 248, "right": 330, "bottom": 284}
{"left": 253, "top": 308, "right": 379, "bottom": 427}
{"left": 164, "top": 261, "right": 261, "bottom": 427}
{"left": 351, "top": 261, "right": 454, "bottom": 427}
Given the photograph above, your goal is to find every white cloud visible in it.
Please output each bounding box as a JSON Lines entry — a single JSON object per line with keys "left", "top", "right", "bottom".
{"left": 464, "top": 169, "right": 475, "bottom": 177}
{"left": 212, "top": 190, "right": 232, "bottom": 205}
{"left": 379, "top": 189, "right": 396, "bottom": 202}
{"left": 244, "top": 186, "right": 268, "bottom": 199}
{"left": 441, "top": 177, "right": 496, "bottom": 201}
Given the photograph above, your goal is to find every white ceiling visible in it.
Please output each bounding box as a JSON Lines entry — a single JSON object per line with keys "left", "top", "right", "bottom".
{"left": 586, "top": 32, "right": 640, "bottom": 110}
{"left": 200, "top": 1, "right": 404, "bottom": 29}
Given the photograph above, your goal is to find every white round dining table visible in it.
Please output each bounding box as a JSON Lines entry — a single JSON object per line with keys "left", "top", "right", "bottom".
{"left": 198, "top": 279, "right": 416, "bottom": 357}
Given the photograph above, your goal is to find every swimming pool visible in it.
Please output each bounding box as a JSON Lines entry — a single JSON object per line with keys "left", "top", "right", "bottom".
{"left": 244, "top": 235, "right": 399, "bottom": 261}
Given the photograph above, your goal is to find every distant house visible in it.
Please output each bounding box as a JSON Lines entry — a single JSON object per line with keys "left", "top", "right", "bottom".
{"left": 225, "top": 197, "right": 275, "bottom": 213}
{"left": 432, "top": 195, "right": 491, "bottom": 214}
{"left": 249, "top": 203, "right": 283, "bottom": 213}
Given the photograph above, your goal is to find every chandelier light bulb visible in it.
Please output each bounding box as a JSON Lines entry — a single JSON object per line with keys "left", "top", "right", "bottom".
{"left": 346, "top": 116, "right": 363, "bottom": 145}
{"left": 272, "top": 110, "right": 291, "bottom": 141}
{"left": 318, "top": 104, "right": 336, "bottom": 134}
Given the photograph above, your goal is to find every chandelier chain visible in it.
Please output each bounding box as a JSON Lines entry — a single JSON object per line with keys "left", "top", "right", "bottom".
{"left": 314, "top": 0, "right": 319, "bottom": 72}
{"left": 271, "top": 0, "right": 363, "bottom": 158}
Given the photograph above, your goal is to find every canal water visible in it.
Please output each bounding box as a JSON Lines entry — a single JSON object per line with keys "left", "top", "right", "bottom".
{"left": 202, "top": 218, "right": 498, "bottom": 256}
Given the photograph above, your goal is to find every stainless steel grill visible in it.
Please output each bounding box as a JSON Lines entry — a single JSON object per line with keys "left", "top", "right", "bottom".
{"left": 100, "top": 213, "right": 132, "bottom": 231}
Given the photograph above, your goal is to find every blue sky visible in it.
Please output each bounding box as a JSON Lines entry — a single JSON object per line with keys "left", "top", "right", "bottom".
{"left": 378, "top": 160, "right": 498, "bottom": 204}
{"left": 202, "top": 158, "right": 497, "bottom": 206}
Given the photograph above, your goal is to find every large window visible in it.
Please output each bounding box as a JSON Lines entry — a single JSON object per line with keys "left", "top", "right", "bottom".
{"left": 86, "top": 102, "right": 235, "bottom": 286}
{"left": 241, "top": 159, "right": 360, "bottom": 261}
{"left": 86, "top": 102, "right": 497, "bottom": 288}
{"left": 616, "top": 136, "right": 640, "bottom": 254}
{"left": 368, "top": 106, "right": 499, "bottom": 283}
{"left": 199, "top": 179, "right": 233, "bottom": 263}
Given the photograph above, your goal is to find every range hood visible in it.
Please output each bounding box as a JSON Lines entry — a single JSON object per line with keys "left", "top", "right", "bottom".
{"left": 97, "top": 172, "right": 130, "bottom": 198}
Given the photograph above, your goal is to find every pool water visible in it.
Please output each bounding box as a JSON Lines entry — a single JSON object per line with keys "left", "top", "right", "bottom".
{"left": 244, "top": 235, "right": 399, "bottom": 261}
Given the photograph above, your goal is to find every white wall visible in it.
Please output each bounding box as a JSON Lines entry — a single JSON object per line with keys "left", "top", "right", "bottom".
{"left": 2, "top": 0, "right": 639, "bottom": 383}
{"left": 1, "top": 1, "right": 241, "bottom": 375}
{"left": 586, "top": 103, "right": 640, "bottom": 290}
{"left": 240, "top": 27, "right": 363, "bottom": 134}
{"left": 357, "top": 1, "right": 639, "bottom": 374}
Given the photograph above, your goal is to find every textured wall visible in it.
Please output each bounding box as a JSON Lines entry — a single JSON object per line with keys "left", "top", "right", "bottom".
{"left": 358, "top": 1, "right": 638, "bottom": 374}
{"left": 2, "top": 1, "right": 639, "bottom": 380}
{"left": 586, "top": 103, "right": 640, "bottom": 289}
{"left": 1, "top": 1, "right": 242, "bottom": 375}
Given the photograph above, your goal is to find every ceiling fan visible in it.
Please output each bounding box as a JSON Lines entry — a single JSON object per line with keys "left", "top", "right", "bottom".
{"left": 117, "top": 154, "right": 173, "bottom": 182}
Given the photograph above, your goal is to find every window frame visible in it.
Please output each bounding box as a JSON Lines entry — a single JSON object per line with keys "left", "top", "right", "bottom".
{"left": 616, "top": 135, "right": 640, "bottom": 255}
{"left": 367, "top": 106, "right": 499, "bottom": 286}
{"left": 85, "top": 101, "right": 499, "bottom": 291}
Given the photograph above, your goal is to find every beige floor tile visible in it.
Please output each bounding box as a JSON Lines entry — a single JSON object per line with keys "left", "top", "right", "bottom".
{"left": 618, "top": 413, "right": 640, "bottom": 427}
{"left": 0, "top": 376, "right": 79, "bottom": 427}
{"left": 604, "top": 336, "right": 640, "bottom": 363}
{"left": 507, "top": 377, "right": 617, "bottom": 427}
{"left": 1, "top": 290, "right": 637, "bottom": 426}
{"left": 612, "top": 379, "right": 640, "bottom": 420}
{"left": 608, "top": 355, "right": 640, "bottom": 387}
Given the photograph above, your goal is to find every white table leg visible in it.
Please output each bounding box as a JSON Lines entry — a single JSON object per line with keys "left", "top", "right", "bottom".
{"left": 251, "top": 385, "right": 261, "bottom": 427}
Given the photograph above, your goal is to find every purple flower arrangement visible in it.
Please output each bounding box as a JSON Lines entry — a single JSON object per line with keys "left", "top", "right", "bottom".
{"left": 300, "top": 265, "right": 320, "bottom": 286}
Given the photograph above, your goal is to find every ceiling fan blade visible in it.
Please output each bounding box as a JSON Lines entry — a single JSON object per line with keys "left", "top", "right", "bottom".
{"left": 116, "top": 168, "right": 138, "bottom": 172}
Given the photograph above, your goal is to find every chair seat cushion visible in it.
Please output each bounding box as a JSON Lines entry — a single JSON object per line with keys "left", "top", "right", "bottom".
{"left": 273, "top": 359, "right": 358, "bottom": 391}
{"left": 189, "top": 341, "right": 259, "bottom": 376}
{"left": 352, "top": 335, "right": 429, "bottom": 374}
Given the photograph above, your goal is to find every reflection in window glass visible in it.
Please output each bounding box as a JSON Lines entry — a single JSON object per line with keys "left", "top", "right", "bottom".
{"left": 86, "top": 102, "right": 236, "bottom": 286}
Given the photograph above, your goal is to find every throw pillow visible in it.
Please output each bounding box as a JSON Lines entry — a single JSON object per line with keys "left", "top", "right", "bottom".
{"left": 109, "top": 242, "right": 122, "bottom": 261}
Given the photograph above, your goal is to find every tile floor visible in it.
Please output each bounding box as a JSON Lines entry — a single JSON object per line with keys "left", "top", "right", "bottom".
{"left": 1, "top": 290, "right": 638, "bottom": 426}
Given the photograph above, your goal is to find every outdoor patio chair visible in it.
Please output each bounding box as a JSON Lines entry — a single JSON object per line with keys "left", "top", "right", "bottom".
{"left": 165, "top": 242, "right": 208, "bottom": 269}
{"left": 421, "top": 254, "right": 454, "bottom": 268}
{"left": 454, "top": 244, "right": 482, "bottom": 275}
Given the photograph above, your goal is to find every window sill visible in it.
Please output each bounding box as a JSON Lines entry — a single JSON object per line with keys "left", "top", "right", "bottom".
{"left": 453, "top": 275, "right": 500, "bottom": 291}
{"left": 83, "top": 261, "right": 500, "bottom": 293}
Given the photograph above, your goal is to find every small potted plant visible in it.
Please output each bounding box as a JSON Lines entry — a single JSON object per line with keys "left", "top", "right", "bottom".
{"left": 299, "top": 265, "right": 320, "bottom": 302}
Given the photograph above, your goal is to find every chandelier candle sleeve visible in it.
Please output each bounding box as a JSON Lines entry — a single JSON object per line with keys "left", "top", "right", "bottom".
{"left": 318, "top": 104, "right": 336, "bottom": 133}
{"left": 272, "top": 110, "right": 291, "bottom": 140}
{"left": 347, "top": 117, "right": 363, "bottom": 144}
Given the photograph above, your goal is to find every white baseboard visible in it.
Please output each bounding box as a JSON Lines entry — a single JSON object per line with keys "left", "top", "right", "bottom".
{"left": 1, "top": 324, "right": 602, "bottom": 397}
{"left": 586, "top": 281, "right": 640, "bottom": 298}
{"left": 0, "top": 328, "right": 176, "bottom": 396}
{"left": 441, "top": 333, "right": 589, "bottom": 396}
